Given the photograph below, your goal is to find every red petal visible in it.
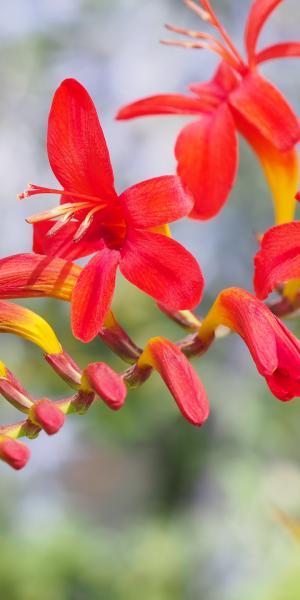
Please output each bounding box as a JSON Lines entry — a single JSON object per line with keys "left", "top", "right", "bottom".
{"left": 229, "top": 72, "right": 299, "bottom": 151}
{"left": 175, "top": 103, "right": 238, "bottom": 220}
{"left": 33, "top": 222, "right": 101, "bottom": 260}
{"left": 189, "top": 61, "right": 238, "bottom": 99}
{"left": 266, "top": 317, "right": 300, "bottom": 400}
{"left": 48, "top": 78, "right": 116, "bottom": 201}
{"left": 120, "top": 230, "right": 203, "bottom": 309}
{"left": 71, "top": 248, "right": 120, "bottom": 342}
{"left": 256, "top": 42, "right": 300, "bottom": 64}
{"left": 244, "top": 0, "right": 283, "bottom": 65}
{"left": 116, "top": 94, "right": 215, "bottom": 119}
{"left": 0, "top": 253, "right": 80, "bottom": 301}
{"left": 121, "top": 175, "right": 193, "bottom": 228}
{"left": 254, "top": 222, "right": 300, "bottom": 299}
{"left": 141, "top": 337, "right": 209, "bottom": 426}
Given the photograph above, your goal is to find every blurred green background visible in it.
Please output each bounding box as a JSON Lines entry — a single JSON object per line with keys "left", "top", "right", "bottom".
{"left": 0, "top": 0, "right": 300, "bottom": 598}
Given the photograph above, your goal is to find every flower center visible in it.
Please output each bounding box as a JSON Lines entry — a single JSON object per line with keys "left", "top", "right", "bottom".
{"left": 18, "top": 184, "right": 127, "bottom": 248}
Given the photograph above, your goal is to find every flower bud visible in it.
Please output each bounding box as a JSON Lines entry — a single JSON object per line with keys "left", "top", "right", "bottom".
{"left": 0, "top": 367, "right": 33, "bottom": 413}
{"left": 45, "top": 350, "right": 82, "bottom": 389}
{"left": 138, "top": 336, "right": 210, "bottom": 426}
{"left": 99, "top": 312, "right": 142, "bottom": 364}
{"left": 0, "top": 436, "right": 30, "bottom": 470}
{"left": 29, "top": 399, "right": 65, "bottom": 435}
{"left": 82, "top": 362, "right": 127, "bottom": 410}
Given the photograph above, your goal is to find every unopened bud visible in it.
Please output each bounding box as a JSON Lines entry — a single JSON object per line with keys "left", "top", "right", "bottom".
{"left": 29, "top": 399, "right": 65, "bottom": 435}
{"left": 82, "top": 362, "right": 127, "bottom": 410}
{"left": 138, "top": 336, "right": 210, "bottom": 426}
{"left": 0, "top": 368, "right": 33, "bottom": 413}
{"left": 45, "top": 350, "right": 82, "bottom": 389}
{"left": 0, "top": 436, "right": 30, "bottom": 470}
{"left": 100, "top": 312, "right": 142, "bottom": 364}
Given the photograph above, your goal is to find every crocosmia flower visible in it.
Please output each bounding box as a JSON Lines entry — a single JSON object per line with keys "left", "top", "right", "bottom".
{"left": 198, "top": 287, "right": 300, "bottom": 400}
{"left": 19, "top": 79, "right": 204, "bottom": 343}
{"left": 116, "top": 0, "right": 300, "bottom": 223}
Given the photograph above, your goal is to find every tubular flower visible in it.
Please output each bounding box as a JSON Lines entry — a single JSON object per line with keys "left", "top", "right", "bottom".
{"left": 137, "top": 336, "right": 210, "bottom": 426}
{"left": 254, "top": 221, "right": 300, "bottom": 300}
{"left": 116, "top": 0, "right": 300, "bottom": 223}
{"left": 198, "top": 287, "right": 300, "bottom": 400}
{"left": 19, "top": 78, "right": 204, "bottom": 343}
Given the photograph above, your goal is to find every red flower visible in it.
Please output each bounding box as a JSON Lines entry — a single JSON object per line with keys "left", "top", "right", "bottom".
{"left": 198, "top": 287, "right": 300, "bottom": 400}
{"left": 116, "top": 0, "right": 300, "bottom": 223}
{"left": 254, "top": 221, "right": 300, "bottom": 300}
{"left": 19, "top": 79, "right": 204, "bottom": 343}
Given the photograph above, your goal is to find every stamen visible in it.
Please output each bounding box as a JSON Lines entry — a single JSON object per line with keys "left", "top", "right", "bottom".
{"left": 165, "top": 22, "right": 221, "bottom": 44}
{"left": 73, "top": 206, "right": 102, "bottom": 242}
{"left": 160, "top": 39, "right": 243, "bottom": 71}
{"left": 18, "top": 183, "right": 109, "bottom": 206}
{"left": 198, "top": 0, "right": 247, "bottom": 71}
{"left": 26, "top": 202, "right": 91, "bottom": 225}
{"left": 46, "top": 212, "right": 74, "bottom": 237}
{"left": 183, "top": 0, "right": 211, "bottom": 22}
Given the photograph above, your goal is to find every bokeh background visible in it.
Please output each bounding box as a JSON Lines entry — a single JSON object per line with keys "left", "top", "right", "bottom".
{"left": 0, "top": 0, "right": 300, "bottom": 598}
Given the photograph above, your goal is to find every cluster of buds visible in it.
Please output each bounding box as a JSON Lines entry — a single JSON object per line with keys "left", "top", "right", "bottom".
{"left": 0, "top": 294, "right": 128, "bottom": 468}
{"left": 0, "top": 0, "right": 300, "bottom": 468}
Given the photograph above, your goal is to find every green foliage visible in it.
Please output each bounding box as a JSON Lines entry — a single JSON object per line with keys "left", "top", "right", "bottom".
{"left": 0, "top": 522, "right": 188, "bottom": 600}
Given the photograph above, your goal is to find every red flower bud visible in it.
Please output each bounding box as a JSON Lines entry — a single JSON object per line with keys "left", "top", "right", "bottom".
{"left": 45, "top": 350, "right": 82, "bottom": 389}
{"left": 138, "top": 337, "right": 210, "bottom": 426}
{"left": 29, "top": 399, "right": 65, "bottom": 435}
{"left": 0, "top": 436, "right": 30, "bottom": 470}
{"left": 0, "top": 367, "right": 33, "bottom": 413}
{"left": 82, "top": 362, "right": 127, "bottom": 410}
